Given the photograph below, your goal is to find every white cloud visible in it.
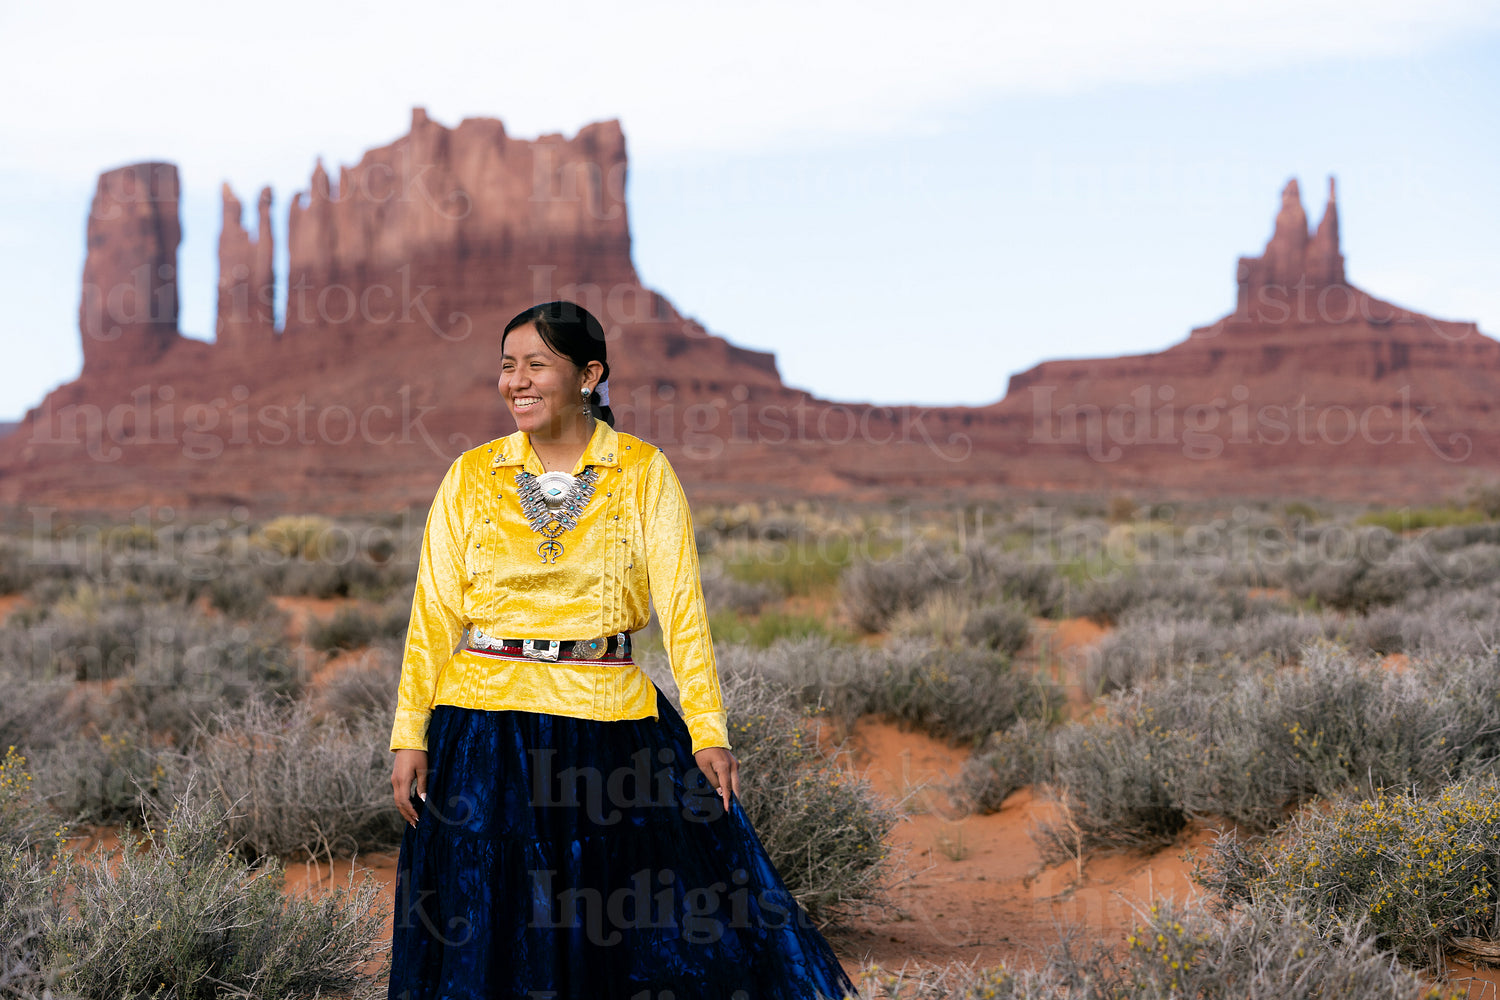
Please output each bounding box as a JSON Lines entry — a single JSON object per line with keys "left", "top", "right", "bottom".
{"left": 0, "top": 0, "right": 1494, "bottom": 186}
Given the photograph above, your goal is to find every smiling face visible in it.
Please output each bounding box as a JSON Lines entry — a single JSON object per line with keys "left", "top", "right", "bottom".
{"left": 500, "top": 322, "right": 596, "bottom": 438}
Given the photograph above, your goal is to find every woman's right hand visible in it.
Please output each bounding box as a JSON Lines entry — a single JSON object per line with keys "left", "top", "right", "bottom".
{"left": 392, "top": 749, "right": 429, "bottom": 828}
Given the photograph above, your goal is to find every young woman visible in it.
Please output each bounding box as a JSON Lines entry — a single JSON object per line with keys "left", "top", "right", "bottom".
{"left": 388, "top": 301, "right": 857, "bottom": 999}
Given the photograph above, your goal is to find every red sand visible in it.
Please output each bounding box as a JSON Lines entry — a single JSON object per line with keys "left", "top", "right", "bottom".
{"left": 828, "top": 717, "right": 1212, "bottom": 976}
{"left": 0, "top": 593, "right": 26, "bottom": 626}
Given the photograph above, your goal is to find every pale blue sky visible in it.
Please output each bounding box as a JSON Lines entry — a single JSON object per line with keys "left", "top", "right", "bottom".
{"left": 2, "top": 1, "right": 1497, "bottom": 418}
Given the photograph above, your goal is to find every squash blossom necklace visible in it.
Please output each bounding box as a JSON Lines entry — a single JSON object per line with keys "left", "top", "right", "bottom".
{"left": 515, "top": 468, "right": 599, "bottom": 563}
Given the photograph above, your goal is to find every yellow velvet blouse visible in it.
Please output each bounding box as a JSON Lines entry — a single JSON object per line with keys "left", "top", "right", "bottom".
{"left": 388, "top": 420, "right": 731, "bottom": 756}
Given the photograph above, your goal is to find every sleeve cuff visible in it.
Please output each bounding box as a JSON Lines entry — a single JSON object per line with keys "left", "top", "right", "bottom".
{"left": 684, "top": 710, "right": 732, "bottom": 756}
{"left": 389, "top": 708, "right": 432, "bottom": 752}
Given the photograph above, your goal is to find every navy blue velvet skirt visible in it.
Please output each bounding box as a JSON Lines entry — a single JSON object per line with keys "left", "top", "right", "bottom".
{"left": 389, "top": 685, "right": 859, "bottom": 1000}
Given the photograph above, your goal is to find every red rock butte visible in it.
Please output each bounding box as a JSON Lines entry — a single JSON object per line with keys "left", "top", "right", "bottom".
{"left": 1, "top": 110, "right": 1495, "bottom": 512}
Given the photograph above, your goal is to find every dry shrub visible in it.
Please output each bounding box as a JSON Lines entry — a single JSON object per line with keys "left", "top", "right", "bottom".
{"left": 723, "top": 671, "right": 898, "bottom": 926}
{"left": 1204, "top": 775, "right": 1500, "bottom": 975}
{"left": 840, "top": 542, "right": 1064, "bottom": 634}
{"left": 169, "top": 700, "right": 403, "bottom": 860}
{"left": 1035, "top": 710, "right": 1190, "bottom": 860}
{"left": 305, "top": 600, "right": 409, "bottom": 652}
{"left": 1085, "top": 610, "right": 1339, "bottom": 695}
{"left": 1099, "top": 898, "right": 1453, "bottom": 1000}
{"left": 954, "top": 720, "right": 1047, "bottom": 815}
{"left": 30, "top": 730, "right": 176, "bottom": 827}
{"left": 852, "top": 898, "right": 1447, "bottom": 998}
{"left": 46, "top": 791, "right": 386, "bottom": 999}
{"left": 0, "top": 841, "right": 56, "bottom": 1000}
{"left": 0, "top": 596, "right": 300, "bottom": 744}
{"left": 310, "top": 642, "right": 401, "bottom": 723}
{"left": 716, "top": 636, "right": 1060, "bottom": 748}
{"left": 888, "top": 591, "right": 1031, "bottom": 657}
{"left": 0, "top": 747, "right": 58, "bottom": 854}
{"left": 699, "top": 561, "right": 775, "bottom": 615}
{"left": 1038, "top": 643, "right": 1500, "bottom": 852}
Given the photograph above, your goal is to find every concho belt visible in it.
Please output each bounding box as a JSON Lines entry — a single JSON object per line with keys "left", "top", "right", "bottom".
{"left": 466, "top": 626, "right": 632, "bottom": 663}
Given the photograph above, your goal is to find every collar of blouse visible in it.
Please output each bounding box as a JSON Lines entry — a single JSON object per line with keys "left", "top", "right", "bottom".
{"left": 490, "top": 419, "right": 620, "bottom": 477}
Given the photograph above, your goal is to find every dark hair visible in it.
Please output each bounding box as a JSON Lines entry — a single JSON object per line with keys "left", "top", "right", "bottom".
{"left": 501, "top": 301, "right": 614, "bottom": 427}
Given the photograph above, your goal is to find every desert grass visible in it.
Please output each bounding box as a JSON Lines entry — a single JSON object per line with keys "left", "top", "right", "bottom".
{"left": 1356, "top": 506, "right": 1489, "bottom": 533}
{"left": 699, "top": 560, "right": 777, "bottom": 614}
{"left": 709, "top": 608, "right": 855, "bottom": 648}
{"left": 722, "top": 535, "right": 861, "bottom": 598}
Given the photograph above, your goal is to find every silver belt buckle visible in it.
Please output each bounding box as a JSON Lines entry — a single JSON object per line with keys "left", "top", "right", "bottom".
{"left": 522, "top": 639, "right": 560, "bottom": 661}
{"left": 467, "top": 627, "right": 505, "bottom": 652}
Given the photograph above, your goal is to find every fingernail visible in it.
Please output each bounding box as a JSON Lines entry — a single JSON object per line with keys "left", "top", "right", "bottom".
{"left": 419, "top": 792, "right": 427, "bottom": 802}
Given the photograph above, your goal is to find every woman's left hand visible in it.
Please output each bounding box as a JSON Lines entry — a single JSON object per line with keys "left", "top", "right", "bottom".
{"left": 694, "top": 747, "right": 740, "bottom": 812}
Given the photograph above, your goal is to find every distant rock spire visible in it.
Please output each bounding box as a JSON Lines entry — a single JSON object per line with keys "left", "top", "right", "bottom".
{"left": 1264, "top": 179, "right": 1310, "bottom": 289}
{"left": 281, "top": 109, "right": 635, "bottom": 341}
{"left": 285, "top": 159, "right": 338, "bottom": 336}
{"left": 216, "top": 183, "right": 277, "bottom": 351}
{"left": 1235, "top": 176, "right": 1348, "bottom": 321}
{"left": 1306, "top": 176, "right": 1345, "bottom": 287}
{"left": 78, "top": 162, "right": 183, "bottom": 373}
{"left": 256, "top": 187, "right": 275, "bottom": 328}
